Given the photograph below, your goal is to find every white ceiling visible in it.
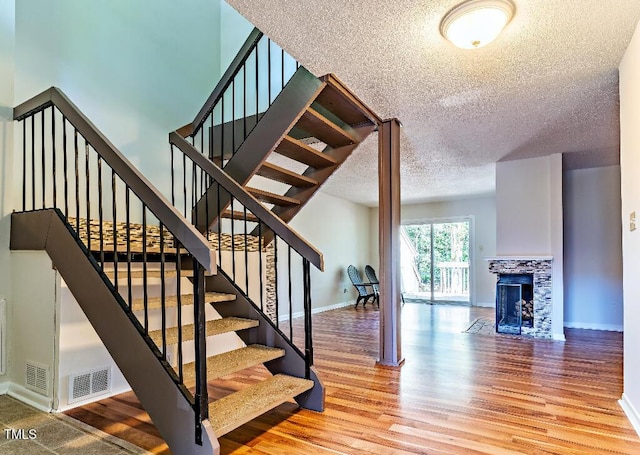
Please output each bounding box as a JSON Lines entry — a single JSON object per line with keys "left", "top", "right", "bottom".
{"left": 227, "top": 0, "right": 640, "bottom": 207}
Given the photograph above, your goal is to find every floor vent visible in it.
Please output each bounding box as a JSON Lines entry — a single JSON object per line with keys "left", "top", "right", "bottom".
{"left": 69, "top": 367, "right": 112, "bottom": 404}
{"left": 25, "top": 361, "right": 49, "bottom": 396}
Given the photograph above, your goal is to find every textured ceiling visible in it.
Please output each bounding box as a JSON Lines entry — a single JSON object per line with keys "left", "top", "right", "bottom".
{"left": 227, "top": 0, "right": 640, "bottom": 206}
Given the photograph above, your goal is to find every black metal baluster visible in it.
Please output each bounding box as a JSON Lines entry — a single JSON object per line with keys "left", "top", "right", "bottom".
{"left": 216, "top": 183, "right": 222, "bottom": 267}
{"left": 112, "top": 170, "right": 118, "bottom": 290}
{"left": 31, "top": 115, "right": 35, "bottom": 210}
{"left": 183, "top": 153, "right": 187, "bottom": 218}
{"left": 160, "top": 223, "right": 167, "bottom": 360}
{"left": 230, "top": 196, "right": 236, "bottom": 282}
{"left": 303, "top": 258, "right": 313, "bottom": 379}
{"left": 21, "top": 120, "right": 25, "bottom": 211}
{"left": 176, "top": 245, "right": 183, "bottom": 382}
{"left": 63, "top": 116, "right": 69, "bottom": 218}
{"left": 258, "top": 221, "right": 264, "bottom": 311}
{"left": 85, "top": 143, "right": 91, "bottom": 252}
{"left": 244, "top": 207, "right": 249, "bottom": 295}
{"left": 221, "top": 95, "right": 225, "bottom": 163}
{"left": 170, "top": 144, "right": 175, "bottom": 206}
{"left": 209, "top": 115, "right": 214, "bottom": 162}
{"left": 126, "top": 187, "right": 132, "bottom": 311}
{"left": 267, "top": 38, "right": 272, "bottom": 105}
{"left": 274, "top": 237, "right": 279, "bottom": 328}
{"left": 192, "top": 162, "right": 198, "bottom": 228}
{"left": 52, "top": 107, "right": 57, "bottom": 208}
{"left": 281, "top": 48, "right": 285, "bottom": 90}
{"left": 74, "top": 130, "right": 79, "bottom": 234}
{"left": 97, "top": 156, "right": 104, "bottom": 269}
{"left": 192, "top": 264, "right": 208, "bottom": 446}
{"left": 41, "top": 110, "right": 45, "bottom": 208}
{"left": 255, "top": 48, "right": 259, "bottom": 121}
{"left": 142, "top": 207, "right": 148, "bottom": 332}
{"left": 232, "top": 79, "right": 235, "bottom": 155}
{"left": 243, "top": 65, "right": 247, "bottom": 141}
{"left": 288, "top": 246, "right": 293, "bottom": 340}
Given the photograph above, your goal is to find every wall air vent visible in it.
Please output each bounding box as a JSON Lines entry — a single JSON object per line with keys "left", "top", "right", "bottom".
{"left": 25, "top": 361, "right": 49, "bottom": 396}
{"left": 68, "top": 367, "right": 112, "bottom": 404}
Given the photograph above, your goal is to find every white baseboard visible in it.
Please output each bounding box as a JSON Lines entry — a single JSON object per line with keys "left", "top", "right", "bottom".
{"left": 7, "top": 383, "right": 52, "bottom": 412}
{"left": 552, "top": 332, "right": 566, "bottom": 341}
{"left": 620, "top": 393, "right": 640, "bottom": 437}
{"left": 474, "top": 301, "right": 494, "bottom": 308}
{"left": 564, "top": 321, "right": 623, "bottom": 332}
{"left": 0, "top": 381, "right": 9, "bottom": 395}
{"left": 279, "top": 300, "right": 353, "bottom": 322}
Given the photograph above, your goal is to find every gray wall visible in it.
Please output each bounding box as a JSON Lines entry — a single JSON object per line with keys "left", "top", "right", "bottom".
{"left": 563, "top": 165, "right": 623, "bottom": 331}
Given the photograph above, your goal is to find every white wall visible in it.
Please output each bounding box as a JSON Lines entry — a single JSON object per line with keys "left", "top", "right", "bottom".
{"left": 495, "top": 155, "right": 565, "bottom": 340}
{"left": 563, "top": 166, "right": 623, "bottom": 331}
{"left": 0, "top": 0, "right": 15, "bottom": 388}
{"left": 9, "top": 252, "right": 58, "bottom": 410}
{"left": 619, "top": 19, "right": 640, "bottom": 436}
{"left": 289, "top": 192, "right": 373, "bottom": 314}
{"left": 14, "top": 0, "right": 222, "bottom": 191}
{"left": 369, "top": 196, "right": 497, "bottom": 307}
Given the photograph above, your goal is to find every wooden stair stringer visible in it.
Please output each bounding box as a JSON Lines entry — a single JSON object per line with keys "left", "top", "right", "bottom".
{"left": 205, "top": 272, "right": 324, "bottom": 412}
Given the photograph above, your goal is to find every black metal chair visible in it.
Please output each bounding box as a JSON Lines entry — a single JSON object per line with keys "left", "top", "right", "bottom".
{"left": 364, "top": 264, "right": 380, "bottom": 301}
{"left": 365, "top": 264, "right": 406, "bottom": 306}
{"left": 347, "top": 265, "right": 377, "bottom": 308}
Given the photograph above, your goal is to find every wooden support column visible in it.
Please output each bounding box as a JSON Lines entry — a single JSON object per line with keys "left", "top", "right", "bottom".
{"left": 377, "top": 118, "right": 404, "bottom": 367}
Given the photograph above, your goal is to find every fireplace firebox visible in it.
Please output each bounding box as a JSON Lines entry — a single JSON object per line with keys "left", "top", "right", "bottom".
{"left": 496, "top": 274, "right": 534, "bottom": 335}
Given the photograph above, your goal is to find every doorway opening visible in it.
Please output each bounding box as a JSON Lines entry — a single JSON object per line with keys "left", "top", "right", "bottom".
{"left": 401, "top": 219, "right": 471, "bottom": 304}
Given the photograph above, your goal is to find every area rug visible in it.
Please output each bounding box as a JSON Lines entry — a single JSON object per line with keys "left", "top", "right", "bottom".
{"left": 463, "top": 317, "right": 495, "bottom": 335}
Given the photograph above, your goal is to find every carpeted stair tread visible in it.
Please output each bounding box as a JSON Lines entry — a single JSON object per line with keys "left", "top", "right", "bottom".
{"left": 131, "top": 292, "right": 235, "bottom": 312}
{"left": 149, "top": 317, "right": 258, "bottom": 346}
{"left": 208, "top": 374, "right": 314, "bottom": 437}
{"left": 182, "top": 345, "right": 285, "bottom": 383}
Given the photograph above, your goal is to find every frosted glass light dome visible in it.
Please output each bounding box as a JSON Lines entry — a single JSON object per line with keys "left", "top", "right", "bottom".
{"left": 440, "top": 0, "right": 515, "bottom": 49}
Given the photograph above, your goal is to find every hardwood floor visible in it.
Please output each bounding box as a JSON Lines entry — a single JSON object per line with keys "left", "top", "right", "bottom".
{"left": 66, "top": 303, "right": 640, "bottom": 454}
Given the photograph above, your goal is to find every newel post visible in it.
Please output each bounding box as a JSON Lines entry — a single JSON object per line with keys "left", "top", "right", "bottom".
{"left": 377, "top": 118, "right": 404, "bottom": 367}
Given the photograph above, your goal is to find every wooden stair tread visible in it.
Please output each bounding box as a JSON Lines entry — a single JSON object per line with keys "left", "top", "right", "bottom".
{"left": 131, "top": 292, "right": 236, "bottom": 312}
{"left": 257, "top": 161, "right": 318, "bottom": 188}
{"left": 149, "top": 317, "right": 258, "bottom": 346}
{"left": 182, "top": 345, "right": 284, "bottom": 382}
{"left": 296, "top": 107, "right": 358, "bottom": 148}
{"left": 208, "top": 374, "right": 314, "bottom": 437}
{"left": 220, "top": 209, "right": 259, "bottom": 222}
{"left": 246, "top": 187, "right": 301, "bottom": 207}
{"left": 275, "top": 135, "right": 337, "bottom": 168}
{"left": 316, "top": 74, "right": 381, "bottom": 126}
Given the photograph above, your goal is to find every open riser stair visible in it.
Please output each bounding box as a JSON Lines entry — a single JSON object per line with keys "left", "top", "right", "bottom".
{"left": 10, "top": 25, "right": 380, "bottom": 455}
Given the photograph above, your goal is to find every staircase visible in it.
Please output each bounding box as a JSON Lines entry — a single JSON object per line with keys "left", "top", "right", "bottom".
{"left": 172, "top": 28, "right": 381, "bottom": 235}
{"left": 9, "top": 26, "right": 380, "bottom": 455}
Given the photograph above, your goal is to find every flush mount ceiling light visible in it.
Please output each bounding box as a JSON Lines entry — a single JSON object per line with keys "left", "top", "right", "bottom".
{"left": 440, "top": 0, "right": 515, "bottom": 49}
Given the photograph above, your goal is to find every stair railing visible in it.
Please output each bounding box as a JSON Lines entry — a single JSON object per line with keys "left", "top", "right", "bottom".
{"left": 170, "top": 132, "right": 322, "bottom": 377}
{"left": 177, "top": 27, "right": 300, "bottom": 168}
{"left": 13, "top": 87, "right": 214, "bottom": 444}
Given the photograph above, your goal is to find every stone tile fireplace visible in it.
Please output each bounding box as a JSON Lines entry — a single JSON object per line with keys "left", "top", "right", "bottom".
{"left": 487, "top": 257, "right": 553, "bottom": 339}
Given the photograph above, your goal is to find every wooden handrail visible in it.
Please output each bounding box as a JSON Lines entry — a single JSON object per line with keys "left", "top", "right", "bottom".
{"left": 14, "top": 87, "right": 216, "bottom": 273}
{"left": 191, "top": 28, "right": 263, "bottom": 135}
{"left": 169, "top": 131, "right": 324, "bottom": 271}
